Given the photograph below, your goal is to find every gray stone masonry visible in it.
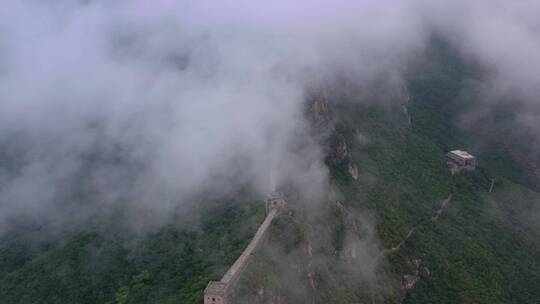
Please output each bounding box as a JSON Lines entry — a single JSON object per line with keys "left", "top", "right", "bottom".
{"left": 203, "top": 193, "right": 286, "bottom": 304}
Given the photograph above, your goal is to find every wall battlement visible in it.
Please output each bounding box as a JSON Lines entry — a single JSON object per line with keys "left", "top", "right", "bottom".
{"left": 203, "top": 194, "right": 286, "bottom": 304}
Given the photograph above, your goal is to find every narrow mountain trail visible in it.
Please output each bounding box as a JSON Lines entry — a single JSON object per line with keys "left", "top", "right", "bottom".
{"left": 383, "top": 227, "right": 418, "bottom": 255}
{"left": 383, "top": 194, "right": 453, "bottom": 256}
{"left": 431, "top": 194, "right": 453, "bottom": 222}
{"left": 336, "top": 194, "right": 454, "bottom": 302}
{"left": 382, "top": 194, "right": 454, "bottom": 303}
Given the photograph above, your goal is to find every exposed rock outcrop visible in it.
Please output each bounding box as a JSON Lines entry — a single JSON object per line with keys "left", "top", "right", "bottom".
{"left": 309, "top": 92, "right": 331, "bottom": 125}
{"left": 334, "top": 135, "right": 348, "bottom": 162}
{"left": 401, "top": 258, "right": 431, "bottom": 301}
{"left": 348, "top": 163, "right": 359, "bottom": 180}
{"left": 403, "top": 274, "right": 420, "bottom": 291}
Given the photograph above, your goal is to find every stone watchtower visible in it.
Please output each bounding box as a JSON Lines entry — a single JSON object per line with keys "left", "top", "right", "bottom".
{"left": 265, "top": 192, "right": 287, "bottom": 214}
{"left": 203, "top": 282, "right": 228, "bottom": 304}
{"left": 447, "top": 150, "right": 477, "bottom": 174}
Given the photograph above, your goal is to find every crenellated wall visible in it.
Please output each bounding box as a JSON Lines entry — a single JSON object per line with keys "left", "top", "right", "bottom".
{"left": 203, "top": 194, "right": 286, "bottom": 304}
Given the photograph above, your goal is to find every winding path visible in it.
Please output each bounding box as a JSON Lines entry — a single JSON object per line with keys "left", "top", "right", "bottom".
{"left": 384, "top": 194, "right": 453, "bottom": 255}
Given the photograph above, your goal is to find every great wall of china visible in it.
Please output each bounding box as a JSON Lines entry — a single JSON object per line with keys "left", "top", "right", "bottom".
{"left": 203, "top": 193, "right": 287, "bottom": 304}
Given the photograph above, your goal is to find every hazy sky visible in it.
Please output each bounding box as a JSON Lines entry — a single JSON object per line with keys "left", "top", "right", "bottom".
{"left": 0, "top": 0, "right": 539, "bottom": 234}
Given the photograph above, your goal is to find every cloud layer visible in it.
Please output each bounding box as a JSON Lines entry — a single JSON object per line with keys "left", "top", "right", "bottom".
{"left": 0, "top": 0, "right": 539, "bottom": 233}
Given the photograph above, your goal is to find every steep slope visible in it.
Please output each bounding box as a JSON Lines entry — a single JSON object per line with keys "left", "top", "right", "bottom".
{"left": 233, "top": 41, "right": 540, "bottom": 304}
{"left": 1, "top": 40, "right": 539, "bottom": 304}
{"left": 329, "top": 41, "right": 540, "bottom": 303}
{"left": 0, "top": 199, "right": 265, "bottom": 304}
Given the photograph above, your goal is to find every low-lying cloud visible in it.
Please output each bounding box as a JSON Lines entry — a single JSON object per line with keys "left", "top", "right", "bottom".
{"left": 0, "top": 0, "right": 539, "bottom": 234}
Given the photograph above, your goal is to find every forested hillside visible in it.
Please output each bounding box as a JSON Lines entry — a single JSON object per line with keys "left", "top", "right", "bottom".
{"left": 234, "top": 40, "right": 540, "bottom": 303}
{"left": 1, "top": 41, "right": 539, "bottom": 304}
{"left": 0, "top": 199, "right": 264, "bottom": 304}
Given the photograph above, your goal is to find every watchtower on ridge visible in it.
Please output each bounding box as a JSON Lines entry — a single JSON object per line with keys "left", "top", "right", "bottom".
{"left": 447, "top": 150, "right": 477, "bottom": 174}
{"left": 203, "top": 282, "right": 227, "bottom": 304}
{"left": 265, "top": 192, "right": 287, "bottom": 214}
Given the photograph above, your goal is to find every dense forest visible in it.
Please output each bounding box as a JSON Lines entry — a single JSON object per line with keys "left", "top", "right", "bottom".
{"left": 234, "top": 40, "right": 540, "bottom": 303}
{"left": 1, "top": 41, "right": 539, "bottom": 304}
